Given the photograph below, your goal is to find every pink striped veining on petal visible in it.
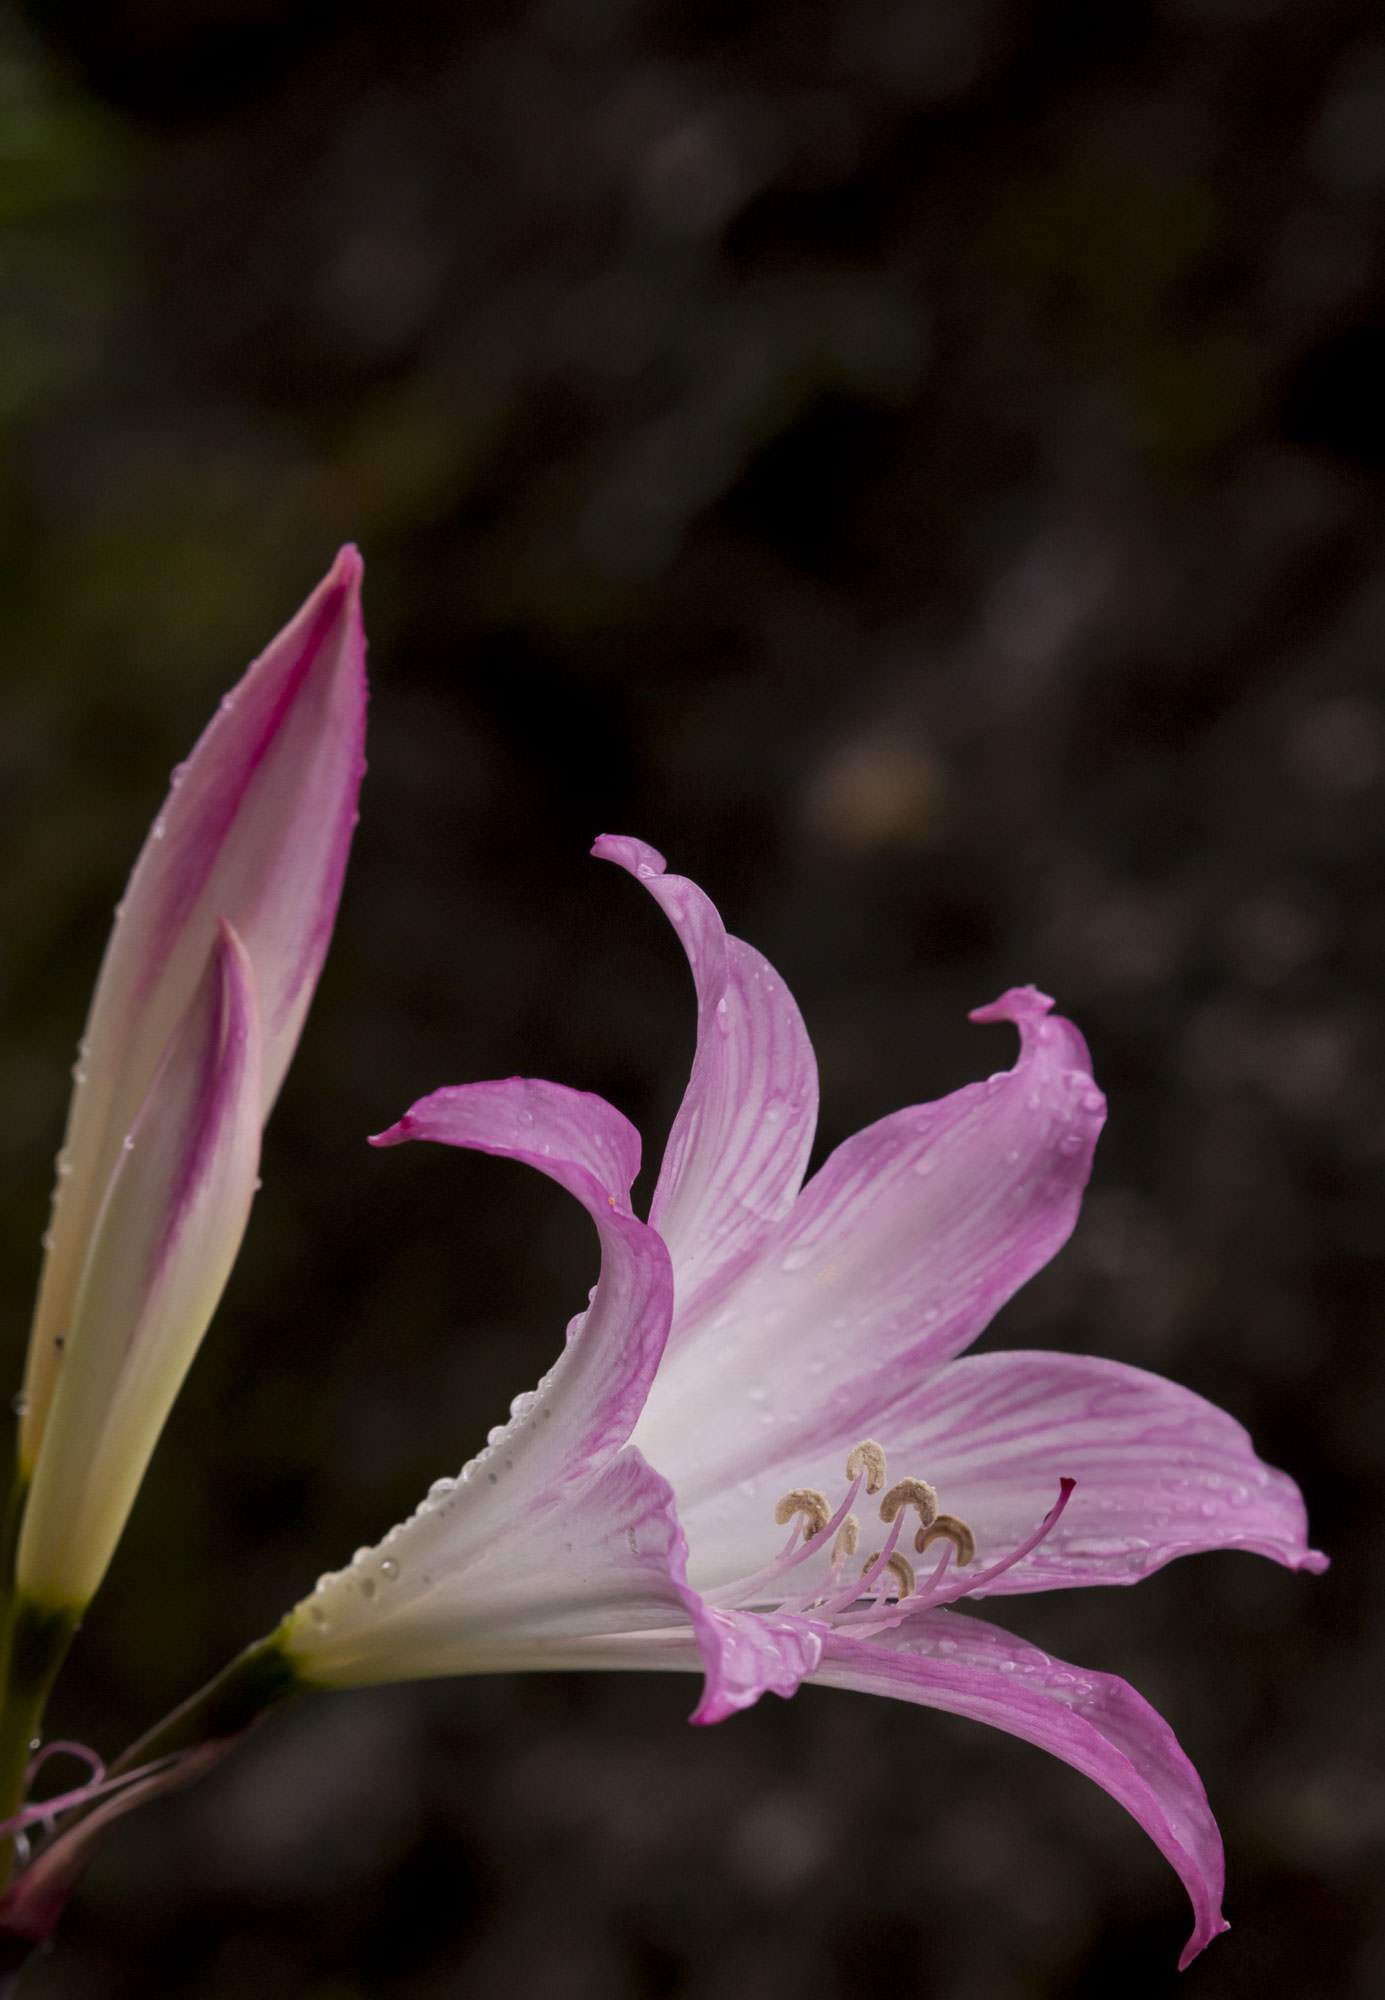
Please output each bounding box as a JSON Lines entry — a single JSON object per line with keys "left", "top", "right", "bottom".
{"left": 882, "top": 1347, "right": 1328, "bottom": 1591}
{"left": 371, "top": 1078, "right": 671, "bottom": 1546}
{"left": 814, "top": 1611, "right": 1227, "bottom": 1970}
{"left": 594, "top": 833, "right": 818, "bottom": 1342}
{"left": 636, "top": 987, "right": 1107, "bottom": 1525}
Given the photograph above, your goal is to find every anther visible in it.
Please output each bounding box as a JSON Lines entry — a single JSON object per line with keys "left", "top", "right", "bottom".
{"left": 774, "top": 1488, "right": 831, "bottom": 1538}
{"left": 879, "top": 1477, "right": 938, "bottom": 1532}
{"left": 845, "top": 1440, "right": 888, "bottom": 1494}
{"left": 861, "top": 1551, "right": 916, "bottom": 1600}
{"left": 916, "top": 1513, "right": 976, "bottom": 1565}
{"left": 832, "top": 1515, "right": 860, "bottom": 1562}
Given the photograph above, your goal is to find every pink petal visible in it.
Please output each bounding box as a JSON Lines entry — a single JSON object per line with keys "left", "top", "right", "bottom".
{"left": 636, "top": 988, "right": 1106, "bottom": 1538}
{"left": 290, "top": 1446, "right": 691, "bottom": 1683}
{"left": 290, "top": 1435, "right": 822, "bottom": 1723}
{"left": 593, "top": 835, "right": 818, "bottom": 1341}
{"left": 814, "top": 1612, "right": 1228, "bottom": 1970}
{"left": 370, "top": 1078, "right": 673, "bottom": 1559}
{"left": 19, "top": 924, "right": 263, "bottom": 1609}
{"left": 24, "top": 549, "right": 367, "bottom": 1477}
{"left": 884, "top": 1349, "right": 1328, "bottom": 1591}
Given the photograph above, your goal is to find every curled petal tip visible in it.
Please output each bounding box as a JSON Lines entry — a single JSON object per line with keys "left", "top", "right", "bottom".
{"left": 368, "top": 1115, "right": 413, "bottom": 1149}
{"left": 1180, "top": 1913, "right": 1231, "bottom": 1971}
{"left": 591, "top": 833, "right": 668, "bottom": 879}
{"left": 969, "top": 985, "right": 1056, "bottom": 1029}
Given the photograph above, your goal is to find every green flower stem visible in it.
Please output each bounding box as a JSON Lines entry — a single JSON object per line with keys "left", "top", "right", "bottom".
{"left": 0, "top": 1603, "right": 78, "bottom": 1891}
{"left": 107, "top": 1627, "right": 302, "bottom": 1780}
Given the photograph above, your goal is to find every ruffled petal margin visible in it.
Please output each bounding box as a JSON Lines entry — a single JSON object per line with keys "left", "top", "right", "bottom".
{"left": 813, "top": 1611, "right": 1228, "bottom": 1971}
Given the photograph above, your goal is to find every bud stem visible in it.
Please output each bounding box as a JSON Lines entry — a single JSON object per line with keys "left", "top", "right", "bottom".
{"left": 0, "top": 1605, "right": 78, "bottom": 1890}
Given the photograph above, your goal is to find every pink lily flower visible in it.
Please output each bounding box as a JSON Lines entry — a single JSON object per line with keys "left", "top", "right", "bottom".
{"left": 282, "top": 834, "right": 1324, "bottom": 1968}
{"left": 16, "top": 552, "right": 368, "bottom": 1615}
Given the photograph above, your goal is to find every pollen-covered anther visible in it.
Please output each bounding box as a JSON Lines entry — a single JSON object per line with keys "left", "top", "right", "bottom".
{"left": 845, "top": 1440, "right": 888, "bottom": 1495}
{"left": 861, "top": 1551, "right": 916, "bottom": 1600}
{"left": 832, "top": 1514, "right": 860, "bottom": 1562}
{"left": 879, "top": 1476, "right": 938, "bottom": 1532}
{"left": 773, "top": 1487, "right": 831, "bottom": 1538}
{"left": 916, "top": 1513, "right": 976, "bottom": 1566}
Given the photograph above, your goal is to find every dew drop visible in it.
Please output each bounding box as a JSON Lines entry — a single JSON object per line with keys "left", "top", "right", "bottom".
{"left": 1059, "top": 1132, "right": 1084, "bottom": 1155}
{"left": 151, "top": 820, "right": 166, "bottom": 842}
{"left": 10, "top": 1393, "right": 28, "bottom": 1418}
{"left": 122, "top": 1135, "right": 135, "bottom": 1152}
{"left": 380, "top": 1557, "right": 399, "bottom": 1580}
{"left": 636, "top": 862, "right": 656, "bottom": 878}
{"left": 429, "top": 1476, "right": 457, "bottom": 1500}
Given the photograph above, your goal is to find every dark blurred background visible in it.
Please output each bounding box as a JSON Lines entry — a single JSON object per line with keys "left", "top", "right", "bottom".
{"left": 1, "top": 0, "right": 1382, "bottom": 1994}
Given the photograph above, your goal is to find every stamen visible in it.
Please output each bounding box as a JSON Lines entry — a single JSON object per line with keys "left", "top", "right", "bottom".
{"left": 916, "top": 1513, "right": 975, "bottom": 1565}
{"left": 860, "top": 1550, "right": 916, "bottom": 1600}
{"left": 926, "top": 1478, "right": 1075, "bottom": 1610}
{"left": 845, "top": 1440, "right": 887, "bottom": 1494}
{"left": 831, "top": 1515, "right": 860, "bottom": 1562}
{"left": 773, "top": 1488, "right": 831, "bottom": 1538}
{"left": 879, "top": 1476, "right": 938, "bottom": 1532}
